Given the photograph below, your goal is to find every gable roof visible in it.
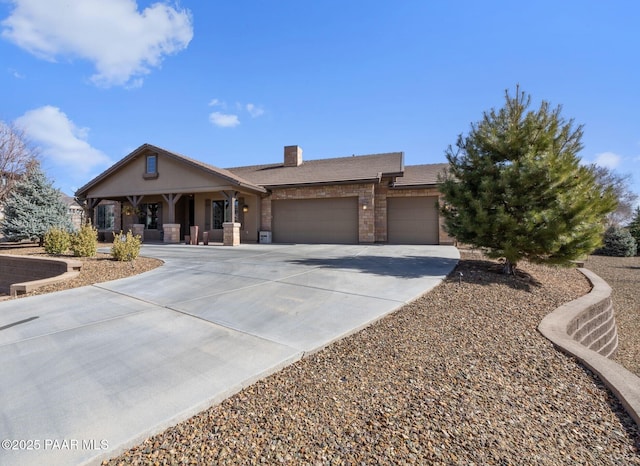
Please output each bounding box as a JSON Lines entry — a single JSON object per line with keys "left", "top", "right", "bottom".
{"left": 76, "top": 143, "right": 446, "bottom": 199}
{"left": 392, "top": 163, "right": 449, "bottom": 188}
{"left": 227, "top": 152, "right": 404, "bottom": 188}
{"left": 75, "top": 144, "right": 267, "bottom": 197}
{"left": 59, "top": 192, "right": 82, "bottom": 208}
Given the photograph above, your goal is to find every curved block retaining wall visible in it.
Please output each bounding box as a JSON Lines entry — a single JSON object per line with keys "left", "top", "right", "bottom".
{"left": 0, "top": 254, "right": 82, "bottom": 297}
{"left": 565, "top": 279, "right": 618, "bottom": 358}
{"left": 539, "top": 268, "right": 640, "bottom": 428}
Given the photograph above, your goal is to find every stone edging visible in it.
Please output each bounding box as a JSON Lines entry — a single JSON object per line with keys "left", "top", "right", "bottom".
{"left": 538, "top": 268, "right": 640, "bottom": 428}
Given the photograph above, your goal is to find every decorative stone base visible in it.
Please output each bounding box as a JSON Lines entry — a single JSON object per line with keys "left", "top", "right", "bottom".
{"left": 163, "top": 223, "right": 180, "bottom": 243}
{"left": 223, "top": 222, "right": 241, "bottom": 246}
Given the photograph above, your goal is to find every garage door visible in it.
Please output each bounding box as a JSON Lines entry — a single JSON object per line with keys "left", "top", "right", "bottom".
{"left": 272, "top": 198, "right": 358, "bottom": 244}
{"left": 387, "top": 196, "right": 439, "bottom": 244}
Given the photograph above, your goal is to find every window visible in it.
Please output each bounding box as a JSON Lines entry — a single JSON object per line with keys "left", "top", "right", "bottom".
{"left": 138, "top": 203, "right": 161, "bottom": 229}
{"left": 212, "top": 200, "right": 225, "bottom": 229}
{"left": 146, "top": 154, "right": 158, "bottom": 175}
{"left": 96, "top": 204, "right": 115, "bottom": 230}
{"left": 211, "top": 199, "right": 239, "bottom": 229}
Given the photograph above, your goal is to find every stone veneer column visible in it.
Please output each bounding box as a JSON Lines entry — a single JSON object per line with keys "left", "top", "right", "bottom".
{"left": 358, "top": 186, "right": 375, "bottom": 243}
{"left": 163, "top": 223, "right": 180, "bottom": 243}
{"left": 260, "top": 196, "right": 272, "bottom": 231}
{"left": 223, "top": 222, "right": 241, "bottom": 246}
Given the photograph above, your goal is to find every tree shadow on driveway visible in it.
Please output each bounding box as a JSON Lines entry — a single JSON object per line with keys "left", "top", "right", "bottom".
{"left": 287, "top": 255, "right": 459, "bottom": 279}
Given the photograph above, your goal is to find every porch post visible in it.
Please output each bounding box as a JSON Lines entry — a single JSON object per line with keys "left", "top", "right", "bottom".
{"left": 85, "top": 198, "right": 101, "bottom": 226}
{"left": 161, "top": 193, "right": 183, "bottom": 223}
{"left": 125, "top": 195, "right": 145, "bottom": 240}
{"left": 222, "top": 191, "right": 240, "bottom": 246}
{"left": 126, "top": 195, "right": 145, "bottom": 210}
{"left": 161, "top": 193, "right": 183, "bottom": 243}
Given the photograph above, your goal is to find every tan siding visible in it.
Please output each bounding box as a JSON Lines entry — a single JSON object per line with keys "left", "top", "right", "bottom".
{"left": 85, "top": 152, "right": 236, "bottom": 198}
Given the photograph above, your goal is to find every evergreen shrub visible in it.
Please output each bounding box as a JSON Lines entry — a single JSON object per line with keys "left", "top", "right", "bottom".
{"left": 598, "top": 226, "right": 637, "bottom": 257}
{"left": 111, "top": 231, "right": 141, "bottom": 262}
{"left": 71, "top": 223, "right": 98, "bottom": 257}
{"left": 43, "top": 227, "right": 71, "bottom": 255}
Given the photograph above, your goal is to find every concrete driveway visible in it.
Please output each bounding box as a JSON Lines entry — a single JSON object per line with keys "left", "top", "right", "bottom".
{"left": 0, "top": 243, "right": 458, "bottom": 465}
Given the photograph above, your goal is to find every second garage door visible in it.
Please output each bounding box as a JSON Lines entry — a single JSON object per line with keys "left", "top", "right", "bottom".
{"left": 272, "top": 197, "right": 359, "bottom": 244}
{"left": 387, "top": 196, "right": 439, "bottom": 244}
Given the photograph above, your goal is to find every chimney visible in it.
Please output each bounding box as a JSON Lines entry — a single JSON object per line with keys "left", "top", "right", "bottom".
{"left": 284, "top": 145, "right": 303, "bottom": 167}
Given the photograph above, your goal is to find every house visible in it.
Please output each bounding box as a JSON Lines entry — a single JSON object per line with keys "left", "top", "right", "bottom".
{"left": 74, "top": 144, "right": 453, "bottom": 246}
{"left": 59, "top": 193, "right": 84, "bottom": 230}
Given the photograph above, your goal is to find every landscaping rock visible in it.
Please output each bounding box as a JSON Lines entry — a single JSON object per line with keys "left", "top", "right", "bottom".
{"left": 103, "top": 253, "right": 640, "bottom": 465}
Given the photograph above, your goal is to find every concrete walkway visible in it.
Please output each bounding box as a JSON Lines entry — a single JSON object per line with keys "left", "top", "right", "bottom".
{"left": 0, "top": 243, "right": 459, "bottom": 466}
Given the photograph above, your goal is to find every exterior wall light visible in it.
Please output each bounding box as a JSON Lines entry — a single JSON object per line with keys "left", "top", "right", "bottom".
{"left": 242, "top": 205, "right": 249, "bottom": 213}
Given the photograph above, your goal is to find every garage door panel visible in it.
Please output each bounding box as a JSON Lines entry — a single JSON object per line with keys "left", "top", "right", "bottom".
{"left": 387, "top": 196, "right": 439, "bottom": 244}
{"left": 272, "top": 198, "right": 358, "bottom": 244}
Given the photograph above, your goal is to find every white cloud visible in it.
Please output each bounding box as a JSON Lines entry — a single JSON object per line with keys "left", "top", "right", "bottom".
{"left": 1, "top": 0, "right": 193, "bottom": 88}
{"left": 14, "top": 106, "right": 112, "bottom": 181}
{"left": 209, "top": 112, "right": 240, "bottom": 128}
{"left": 246, "top": 103, "right": 265, "bottom": 118}
{"left": 593, "top": 151, "right": 622, "bottom": 169}
{"left": 9, "top": 68, "right": 25, "bottom": 79}
{"left": 207, "top": 98, "right": 265, "bottom": 127}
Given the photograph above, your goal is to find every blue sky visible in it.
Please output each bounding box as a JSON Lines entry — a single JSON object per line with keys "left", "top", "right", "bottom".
{"left": 1, "top": 1, "right": 639, "bottom": 202}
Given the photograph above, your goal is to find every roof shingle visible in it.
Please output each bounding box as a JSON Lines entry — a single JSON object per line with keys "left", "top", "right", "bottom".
{"left": 392, "top": 163, "right": 448, "bottom": 187}
{"left": 227, "top": 152, "right": 404, "bottom": 187}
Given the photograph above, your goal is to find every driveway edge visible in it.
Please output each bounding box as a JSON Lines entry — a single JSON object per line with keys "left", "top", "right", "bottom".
{"left": 83, "top": 350, "right": 304, "bottom": 466}
{"left": 538, "top": 268, "right": 640, "bottom": 428}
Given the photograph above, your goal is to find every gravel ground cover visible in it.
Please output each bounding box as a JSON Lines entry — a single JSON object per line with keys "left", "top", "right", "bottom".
{"left": 2, "top": 245, "right": 637, "bottom": 463}
{"left": 102, "top": 252, "right": 640, "bottom": 465}
{"left": 583, "top": 254, "right": 640, "bottom": 378}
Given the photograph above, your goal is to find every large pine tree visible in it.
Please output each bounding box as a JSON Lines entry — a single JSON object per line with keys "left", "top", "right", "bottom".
{"left": 1, "top": 161, "right": 73, "bottom": 244}
{"left": 439, "top": 87, "right": 617, "bottom": 273}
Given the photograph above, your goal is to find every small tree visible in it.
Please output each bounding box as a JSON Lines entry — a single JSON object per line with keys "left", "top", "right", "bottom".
{"left": 0, "top": 121, "right": 38, "bottom": 204}
{"left": 439, "top": 87, "right": 617, "bottom": 274}
{"left": 0, "top": 161, "right": 73, "bottom": 245}
{"left": 592, "top": 166, "right": 638, "bottom": 226}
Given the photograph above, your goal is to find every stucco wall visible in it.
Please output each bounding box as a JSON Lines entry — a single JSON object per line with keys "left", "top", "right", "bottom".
{"left": 195, "top": 193, "right": 260, "bottom": 243}
{"left": 84, "top": 152, "right": 240, "bottom": 198}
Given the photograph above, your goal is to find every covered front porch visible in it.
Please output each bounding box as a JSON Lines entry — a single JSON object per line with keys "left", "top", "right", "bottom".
{"left": 85, "top": 190, "right": 261, "bottom": 246}
{"left": 74, "top": 144, "right": 267, "bottom": 246}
